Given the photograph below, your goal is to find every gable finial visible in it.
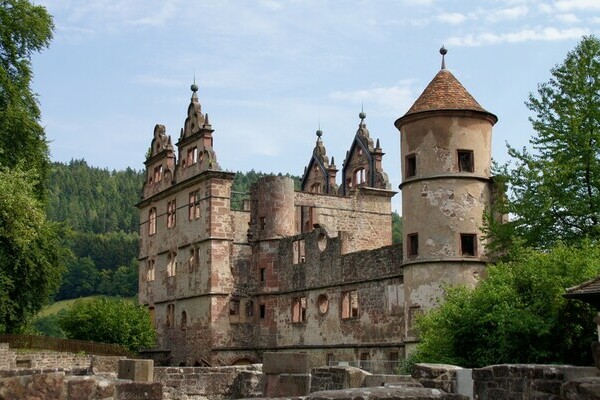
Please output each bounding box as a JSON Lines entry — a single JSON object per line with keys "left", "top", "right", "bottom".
{"left": 191, "top": 68, "right": 198, "bottom": 93}
{"left": 440, "top": 45, "right": 448, "bottom": 70}
{"left": 359, "top": 103, "right": 366, "bottom": 123}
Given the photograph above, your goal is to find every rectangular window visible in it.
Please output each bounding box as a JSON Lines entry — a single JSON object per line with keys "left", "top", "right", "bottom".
{"left": 153, "top": 165, "right": 163, "bottom": 183}
{"left": 326, "top": 353, "right": 334, "bottom": 366}
{"left": 259, "top": 217, "right": 266, "bottom": 231}
{"left": 146, "top": 259, "right": 155, "bottom": 282}
{"left": 458, "top": 150, "right": 474, "bottom": 172}
{"left": 188, "top": 247, "right": 199, "bottom": 272}
{"left": 167, "top": 252, "right": 177, "bottom": 277}
{"left": 292, "top": 240, "right": 306, "bottom": 264}
{"left": 407, "top": 233, "right": 418, "bottom": 257}
{"left": 405, "top": 154, "right": 416, "bottom": 178}
{"left": 148, "top": 208, "right": 157, "bottom": 236}
{"left": 259, "top": 268, "right": 266, "bottom": 283}
{"left": 229, "top": 299, "right": 240, "bottom": 316}
{"left": 460, "top": 234, "right": 477, "bottom": 256}
{"left": 259, "top": 304, "right": 266, "bottom": 319}
{"left": 341, "top": 290, "right": 359, "bottom": 319}
{"left": 166, "top": 304, "right": 175, "bottom": 328}
{"left": 291, "top": 297, "right": 307, "bottom": 323}
{"left": 189, "top": 190, "right": 200, "bottom": 220}
{"left": 167, "top": 200, "right": 176, "bottom": 228}
{"left": 187, "top": 146, "right": 198, "bottom": 166}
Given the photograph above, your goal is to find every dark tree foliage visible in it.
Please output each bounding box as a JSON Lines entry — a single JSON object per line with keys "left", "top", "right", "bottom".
{"left": 46, "top": 160, "right": 144, "bottom": 233}
{"left": 59, "top": 297, "right": 156, "bottom": 351}
{"left": 496, "top": 36, "right": 600, "bottom": 249}
{"left": 392, "top": 212, "right": 402, "bottom": 245}
{"left": 0, "top": 0, "right": 54, "bottom": 200}
{"left": 414, "top": 243, "right": 600, "bottom": 368}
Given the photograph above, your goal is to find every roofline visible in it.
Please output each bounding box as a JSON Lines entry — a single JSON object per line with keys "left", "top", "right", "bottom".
{"left": 395, "top": 108, "right": 498, "bottom": 130}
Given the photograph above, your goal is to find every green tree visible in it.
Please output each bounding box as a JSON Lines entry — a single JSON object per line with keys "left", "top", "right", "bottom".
{"left": 498, "top": 36, "right": 600, "bottom": 249}
{"left": 414, "top": 242, "right": 600, "bottom": 368}
{"left": 0, "top": 167, "right": 68, "bottom": 332}
{"left": 59, "top": 297, "right": 156, "bottom": 351}
{"left": 0, "top": 0, "right": 54, "bottom": 198}
{"left": 391, "top": 211, "right": 403, "bottom": 245}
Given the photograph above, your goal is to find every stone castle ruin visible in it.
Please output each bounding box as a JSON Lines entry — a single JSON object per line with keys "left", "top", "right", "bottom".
{"left": 137, "top": 50, "right": 502, "bottom": 368}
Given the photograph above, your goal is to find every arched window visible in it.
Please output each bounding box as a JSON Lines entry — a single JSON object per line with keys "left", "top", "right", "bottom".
{"left": 181, "top": 311, "right": 187, "bottom": 330}
{"left": 146, "top": 259, "right": 155, "bottom": 282}
{"left": 148, "top": 208, "right": 157, "bottom": 235}
{"left": 167, "top": 252, "right": 177, "bottom": 277}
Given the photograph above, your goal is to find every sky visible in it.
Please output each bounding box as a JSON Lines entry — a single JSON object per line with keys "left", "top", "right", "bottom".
{"left": 32, "top": 0, "right": 600, "bottom": 212}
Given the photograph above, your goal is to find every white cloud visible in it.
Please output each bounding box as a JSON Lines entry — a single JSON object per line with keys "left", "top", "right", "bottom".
{"left": 447, "top": 27, "right": 590, "bottom": 46}
{"left": 329, "top": 84, "right": 416, "bottom": 115}
{"left": 404, "top": 0, "right": 436, "bottom": 6}
{"left": 487, "top": 5, "right": 528, "bottom": 22}
{"left": 437, "top": 13, "right": 468, "bottom": 25}
{"left": 555, "top": 0, "right": 600, "bottom": 11}
{"left": 556, "top": 13, "right": 580, "bottom": 23}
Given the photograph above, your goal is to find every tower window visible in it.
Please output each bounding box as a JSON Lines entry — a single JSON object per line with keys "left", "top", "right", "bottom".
{"left": 460, "top": 234, "right": 477, "bottom": 256}
{"left": 310, "top": 182, "right": 322, "bottom": 193}
{"left": 407, "top": 233, "right": 418, "bottom": 257}
{"left": 166, "top": 304, "right": 175, "bottom": 328}
{"left": 229, "top": 299, "right": 240, "bottom": 316}
{"left": 167, "top": 252, "right": 177, "bottom": 277}
{"left": 148, "top": 208, "right": 157, "bottom": 236}
{"left": 187, "top": 146, "right": 198, "bottom": 166}
{"left": 146, "top": 259, "right": 155, "bottom": 282}
{"left": 458, "top": 150, "right": 474, "bottom": 172}
{"left": 406, "top": 154, "right": 416, "bottom": 178}
{"left": 259, "top": 304, "right": 266, "bottom": 319}
{"left": 259, "top": 268, "right": 266, "bottom": 283}
{"left": 153, "top": 165, "right": 163, "bottom": 183}
{"left": 354, "top": 168, "right": 366, "bottom": 186}
{"left": 181, "top": 311, "right": 187, "bottom": 330}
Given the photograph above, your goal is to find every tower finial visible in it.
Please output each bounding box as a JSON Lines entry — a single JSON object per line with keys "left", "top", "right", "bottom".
{"left": 440, "top": 45, "right": 448, "bottom": 70}
{"left": 191, "top": 69, "right": 198, "bottom": 93}
{"left": 359, "top": 103, "right": 366, "bottom": 123}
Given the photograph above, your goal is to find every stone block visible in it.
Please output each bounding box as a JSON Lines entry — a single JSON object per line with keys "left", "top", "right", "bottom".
{"left": 262, "top": 351, "right": 310, "bottom": 374}
{"left": 306, "top": 386, "right": 468, "bottom": 399}
{"left": 364, "top": 374, "right": 415, "bottom": 387}
{"left": 90, "top": 355, "right": 125, "bottom": 374}
{"left": 562, "top": 377, "right": 600, "bottom": 400}
{"left": 413, "top": 363, "right": 462, "bottom": 380}
{"left": 263, "top": 373, "right": 311, "bottom": 397}
{"left": 118, "top": 359, "right": 154, "bottom": 382}
{"left": 115, "top": 381, "right": 163, "bottom": 400}
{"left": 455, "top": 368, "right": 473, "bottom": 399}
{"left": 563, "top": 366, "right": 600, "bottom": 381}
{"left": 66, "top": 377, "right": 96, "bottom": 400}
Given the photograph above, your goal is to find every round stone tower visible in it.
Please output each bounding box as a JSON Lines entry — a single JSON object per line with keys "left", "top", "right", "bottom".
{"left": 394, "top": 49, "right": 498, "bottom": 347}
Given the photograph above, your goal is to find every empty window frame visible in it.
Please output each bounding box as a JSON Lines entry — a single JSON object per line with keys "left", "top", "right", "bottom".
{"left": 188, "top": 190, "right": 200, "bottom": 220}
{"left": 146, "top": 259, "right": 155, "bottom": 282}
{"left": 153, "top": 165, "right": 163, "bottom": 183}
{"left": 188, "top": 247, "right": 199, "bottom": 272}
{"left": 166, "top": 304, "right": 175, "bottom": 328}
{"left": 407, "top": 233, "right": 418, "bottom": 257}
{"left": 167, "top": 252, "right": 177, "bottom": 277}
{"left": 458, "top": 150, "right": 474, "bottom": 172}
{"left": 259, "top": 304, "right": 266, "bottom": 319}
{"left": 181, "top": 311, "right": 187, "bottom": 330}
{"left": 341, "top": 290, "right": 359, "bottom": 319}
{"left": 405, "top": 154, "right": 416, "bottom": 178}
{"left": 354, "top": 167, "right": 366, "bottom": 186}
{"left": 167, "top": 200, "right": 176, "bottom": 228}
{"left": 310, "top": 182, "right": 322, "bottom": 193}
{"left": 292, "top": 239, "right": 306, "bottom": 264}
{"left": 291, "top": 297, "right": 307, "bottom": 323}
{"left": 148, "top": 208, "right": 157, "bottom": 236}
{"left": 460, "top": 234, "right": 477, "bottom": 256}
{"left": 187, "top": 146, "right": 198, "bottom": 166}
{"left": 259, "top": 267, "right": 266, "bottom": 284}
{"left": 229, "top": 299, "right": 240, "bottom": 316}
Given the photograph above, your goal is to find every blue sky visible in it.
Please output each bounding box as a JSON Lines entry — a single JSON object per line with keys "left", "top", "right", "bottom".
{"left": 33, "top": 0, "right": 600, "bottom": 211}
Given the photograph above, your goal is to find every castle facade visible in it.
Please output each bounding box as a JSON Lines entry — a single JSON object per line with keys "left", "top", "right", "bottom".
{"left": 137, "top": 53, "right": 499, "bottom": 369}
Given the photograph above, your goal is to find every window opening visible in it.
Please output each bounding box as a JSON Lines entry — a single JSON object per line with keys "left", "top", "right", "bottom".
{"left": 167, "top": 200, "right": 176, "bottom": 228}
{"left": 187, "top": 146, "right": 198, "bottom": 166}
{"left": 406, "top": 154, "right": 416, "bottom": 178}
{"left": 245, "top": 300, "right": 254, "bottom": 319}
{"left": 341, "top": 290, "right": 359, "bottom": 319}
{"left": 166, "top": 304, "right": 175, "bottom": 328}
{"left": 181, "top": 311, "right": 187, "bottom": 330}
{"left": 153, "top": 165, "right": 163, "bottom": 183}
{"left": 188, "top": 247, "right": 199, "bottom": 272}
{"left": 292, "top": 297, "right": 307, "bottom": 323}
{"left": 458, "top": 150, "right": 474, "bottom": 172}
{"left": 167, "top": 252, "right": 177, "bottom": 277}
{"left": 354, "top": 168, "right": 366, "bottom": 186}
{"left": 293, "top": 240, "right": 306, "bottom": 264}
{"left": 407, "top": 233, "right": 418, "bottom": 257}
{"left": 259, "top": 304, "right": 266, "bottom": 319}
{"left": 259, "top": 268, "right": 266, "bottom": 283}
{"left": 148, "top": 208, "right": 157, "bottom": 236}
{"left": 310, "top": 182, "right": 322, "bottom": 193}
{"left": 146, "top": 259, "right": 155, "bottom": 282}
{"left": 460, "top": 234, "right": 477, "bottom": 256}
{"left": 229, "top": 299, "right": 240, "bottom": 316}
{"left": 189, "top": 190, "right": 200, "bottom": 220}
